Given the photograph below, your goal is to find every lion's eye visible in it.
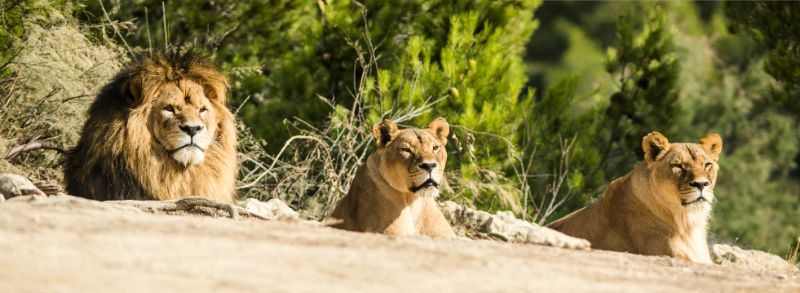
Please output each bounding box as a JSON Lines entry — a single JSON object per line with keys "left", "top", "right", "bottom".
{"left": 672, "top": 163, "right": 682, "bottom": 169}
{"left": 163, "top": 105, "right": 176, "bottom": 113}
{"left": 199, "top": 107, "right": 208, "bottom": 113}
{"left": 433, "top": 145, "right": 440, "bottom": 151}
{"left": 704, "top": 162, "right": 713, "bottom": 170}
{"left": 400, "top": 147, "right": 412, "bottom": 154}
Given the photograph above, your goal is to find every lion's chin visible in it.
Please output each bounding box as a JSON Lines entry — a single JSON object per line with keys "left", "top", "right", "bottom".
{"left": 171, "top": 147, "right": 206, "bottom": 166}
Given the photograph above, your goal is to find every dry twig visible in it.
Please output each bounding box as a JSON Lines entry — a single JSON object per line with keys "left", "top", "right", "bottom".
{"left": 4, "top": 141, "right": 66, "bottom": 160}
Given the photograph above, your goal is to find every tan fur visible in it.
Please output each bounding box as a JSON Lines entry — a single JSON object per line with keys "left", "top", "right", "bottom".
{"left": 547, "top": 132, "right": 723, "bottom": 263}
{"left": 65, "top": 51, "right": 237, "bottom": 202}
{"left": 329, "top": 118, "right": 455, "bottom": 238}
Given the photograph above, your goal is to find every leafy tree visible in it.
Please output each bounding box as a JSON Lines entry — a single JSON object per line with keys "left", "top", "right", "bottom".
{"left": 726, "top": 2, "right": 800, "bottom": 114}
{"left": 599, "top": 7, "right": 681, "bottom": 179}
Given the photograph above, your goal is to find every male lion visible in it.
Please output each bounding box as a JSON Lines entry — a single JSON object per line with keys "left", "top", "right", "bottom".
{"left": 64, "top": 51, "right": 237, "bottom": 202}
{"left": 547, "top": 132, "right": 723, "bottom": 263}
{"left": 329, "top": 118, "right": 455, "bottom": 238}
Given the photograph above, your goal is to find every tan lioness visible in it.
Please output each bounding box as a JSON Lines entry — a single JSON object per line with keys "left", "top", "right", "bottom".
{"left": 329, "top": 118, "right": 455, "bottom": 238}
{"left": 547, "top": 132, "right": 723, "bottom": 263}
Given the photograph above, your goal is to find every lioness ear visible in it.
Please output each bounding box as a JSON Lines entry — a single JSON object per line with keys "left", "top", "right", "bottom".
{"left": 700, "top": 133, "right": 723, "bottom": 161}
{"left": 642, "top": 131, "right": 671, "bottom": 163}
{"left": 372, "top": 119, "right": 398, "bottom": 148}
{"left": 427, "top": 117, "right": 450, "bottom": 146}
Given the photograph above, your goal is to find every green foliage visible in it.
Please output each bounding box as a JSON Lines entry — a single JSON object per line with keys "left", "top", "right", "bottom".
{"left": 357, "top": 1, "right": 542, "bottom": 211}
{"left": 726, "top": 2, "right": 800, "bottom": 114}
{"left": 521, "top": 76, "right": 603, "bottom": 222}
{"left": 601, "top": 7, "right": 681, "bottom": 172}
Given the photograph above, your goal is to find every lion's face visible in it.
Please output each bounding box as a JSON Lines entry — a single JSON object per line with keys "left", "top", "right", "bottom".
{"left": 642, "top": 132, "right": 723, "bottom": 213}
{"left": 372, "top": 118, "right": 449, "bottom": 196}
{"left": 148, "top": 79, "right": 219, "bottom": 166}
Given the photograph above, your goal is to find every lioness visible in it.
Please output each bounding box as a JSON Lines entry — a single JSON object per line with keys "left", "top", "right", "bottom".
{"left": 547, "top": 132, "right": 723, "bottom": 263}
{"left": 329, "top": 118, "right": 455, "bottom": 238}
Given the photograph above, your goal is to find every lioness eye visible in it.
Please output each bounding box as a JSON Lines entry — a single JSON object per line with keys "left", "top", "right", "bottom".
{"left": 401, "top": 147, "right": 412, "bottom": 153}
{"left": 672, "top": 163, "right": 682, "bottom": 169}
{"left": 164, "top": 105, "right": 175, "bottom": 113}
{"left": 704, "top": 162, "right": 712, "bottom": 170}
{"left": 433, "top": 145, "right": 440, "bottom": 151}
{"left": 199, "top": 107, "right": 208, "bottom": 113}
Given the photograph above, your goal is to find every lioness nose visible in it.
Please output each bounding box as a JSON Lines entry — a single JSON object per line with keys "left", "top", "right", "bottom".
{"left": 419, "top": 162, "right": 437, "bottom": 172}
{"left": 180, "top": 124, "right": 204, "bottom": 136}
{"left": 690, "top": 179, "right": 710, "bottom": 191}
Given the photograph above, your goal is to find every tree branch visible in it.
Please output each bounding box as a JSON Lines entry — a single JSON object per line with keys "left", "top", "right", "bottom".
{"left": 4, "top": 141, "right": 66, "bottom": 160}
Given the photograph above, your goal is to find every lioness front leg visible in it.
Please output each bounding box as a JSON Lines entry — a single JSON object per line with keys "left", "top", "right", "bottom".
{"left": 382, "top": 210, "right": 418, "bottom": 236}
{"left": 417, "top": 198, "right": 455, "bottom": 238}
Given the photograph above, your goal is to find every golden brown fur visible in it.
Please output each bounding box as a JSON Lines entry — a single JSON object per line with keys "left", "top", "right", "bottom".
{"left": 65, "top": 51, "right": 237, "bottom": 202}
{"left": 547, "top": 132, "right": 723, "bottom": 263}
{"left": 329, "top": 118, "right": 455, "bottom": 238}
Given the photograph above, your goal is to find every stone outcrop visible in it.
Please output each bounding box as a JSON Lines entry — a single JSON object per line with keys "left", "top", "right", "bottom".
{"left": 440, "top": 201, "right": 590, "bottom": 250}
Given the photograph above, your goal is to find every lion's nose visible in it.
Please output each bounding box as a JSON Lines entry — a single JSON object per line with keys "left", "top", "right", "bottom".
{"left": 180, "top": 124, "right": 204, "bottom": 136}
{"left": 419, "top": 162, "right": 437, "bottom": 172}
{"left": 690, "top": 179, "right": 710, "bottom": 191}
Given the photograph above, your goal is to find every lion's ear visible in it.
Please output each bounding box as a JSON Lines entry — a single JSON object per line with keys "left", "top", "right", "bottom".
{"left": 203, "top": 77, "right": 228, "bottom": 104}
{"left": 372, "top": 119, "right": 398, "bottom": 148}
{"left": 700, "top": 133, "right": 723, "bottom": 161}
{"left": 642, "top": 131, "right": 670, "bottom": 163}
{"left": 122, "top": 73, "right": 143, "bottom": 106}
{"left": 427, "top": 117, "right": 449, "bottom": 146}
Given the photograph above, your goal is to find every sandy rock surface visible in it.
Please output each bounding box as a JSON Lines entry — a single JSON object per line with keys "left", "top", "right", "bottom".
{"left": 0, "top": 195, "right": 798, "bottom": 292}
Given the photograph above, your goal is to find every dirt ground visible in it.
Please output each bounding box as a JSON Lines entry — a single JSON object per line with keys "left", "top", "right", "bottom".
{"left": 1, "top": 196, "right": 797, "bottom": 293}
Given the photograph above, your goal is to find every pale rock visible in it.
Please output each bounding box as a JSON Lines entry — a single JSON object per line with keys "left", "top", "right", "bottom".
{"left": 0, "top": 173, "right": 45, "bottom": 200}
{"left": 244, "top": 198, "right": 300, "bottom": 221}
{"left": 441, "top": 201, "right": 590, "bottom": 250}
{"left": 712, "top": 244, "right": 799, "bottom": 274}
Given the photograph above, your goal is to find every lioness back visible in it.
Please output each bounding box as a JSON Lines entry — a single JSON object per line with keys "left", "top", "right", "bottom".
{"left": 329, "top": 118, "right": 455, "bottom": 238}
{"left": 64, "top": 50, "right": 237, "bottom": 202}
{"left": 547, "top": 132, "right": 723, "bottom": 263}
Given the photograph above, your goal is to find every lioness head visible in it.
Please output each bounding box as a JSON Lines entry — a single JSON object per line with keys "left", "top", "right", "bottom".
{"left": 124, "top": 53, "right": 228, "bottom": 166}
{"left": 641, "top": 131, "right": 723, "bottom": 212}
{"left": 371, "top": 118, "right": 449, "bottom": 196}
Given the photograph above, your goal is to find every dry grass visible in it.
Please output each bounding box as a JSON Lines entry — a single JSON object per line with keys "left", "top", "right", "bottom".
{"left": 789, "top": 237, "right": 800, "bottom": 266}
{"left": 0, "top": 8, "right": 126, "bottom": 181}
